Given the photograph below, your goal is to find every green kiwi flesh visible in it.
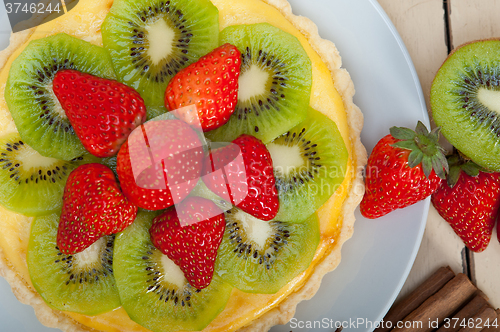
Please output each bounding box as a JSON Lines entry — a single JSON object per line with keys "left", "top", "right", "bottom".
{"left": 27, "top": 212, "right": 121, "bottom": 315}
{"left": 101, "top": 0, "right": 219, "bottom": 106}
{"left": 5, "top": 33, "right": 116, "bottom": 161}
{"left": 431, "top": 39, "right": 500, "bottom": 171}
{"left": 0, "top": 132, "right": 98, "bottom": 216}
{"left": 206, "top": 23, "right": 312, "bottom": 144}
{"left": 113, "top": 210, "right": 233, "bottom": 332}
{"left": 215, "top": 208, "right": 320, "bottom": 294}
{"left": 266, "top": 107, "right": 348, "bottom": 222}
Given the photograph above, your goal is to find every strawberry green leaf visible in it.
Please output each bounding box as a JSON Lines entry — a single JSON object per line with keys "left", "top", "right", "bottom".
{"left": 407, "top": 149, "right": 423, "bottom": 168}
{"left": 422, "top": 156, "right": 433, "bottom": 178}
{"left": 390, "top": 126, "right": 416, "bottom": 140}
{"left": 415, "top": 121, "right": 429, "bottom": 135}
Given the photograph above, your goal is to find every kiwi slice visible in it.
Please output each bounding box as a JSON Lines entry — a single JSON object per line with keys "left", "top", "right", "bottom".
{"left": 266, "top": 107, "right": 348, "bottom": 222}
{"left": 215, "top": 207, "right": 320, "bottom": 294}
{"left": 5, "top": 33, "right": 116, "bottom": 161}
{"left": 101, "top": 0, "right": 219, "bottom": 106}
{"left": 27, "top": 212, "right": 121, "bottom": 315}
{"left": 0, "top": 132, "right": 97, "bottom": 216}
{"left": 206, "top": 23, "right": 312, "bottom": 144}
{"left": 114, "top": 210, "right": 233, "bottom": 332}
{"left": 431, "top": 40, "right": 500, "bottom": 171}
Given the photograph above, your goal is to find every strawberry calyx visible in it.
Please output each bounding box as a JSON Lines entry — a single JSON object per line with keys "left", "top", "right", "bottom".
{"left": 445, "top": 152, "right": 492, "bottom": 188}
{"left": 389, "top": 121, "right": 448, "bottom": 179}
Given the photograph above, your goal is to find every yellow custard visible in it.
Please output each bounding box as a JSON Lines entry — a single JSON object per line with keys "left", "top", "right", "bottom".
{"left": 0, "top": 0, "right": 365, "bottom": 331}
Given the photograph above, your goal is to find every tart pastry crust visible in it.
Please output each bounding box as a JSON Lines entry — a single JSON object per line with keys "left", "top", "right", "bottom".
{"left": 0, "top": 0, "right": 366, "bottom": 330}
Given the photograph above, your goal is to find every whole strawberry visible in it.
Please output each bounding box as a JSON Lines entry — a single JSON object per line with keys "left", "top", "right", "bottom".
{"left": 53, "top": 69, "right": 147, "bottom": 158}
{"left": 202, "top": 134, "right": 279, "bottom": 221}
{"left": 116, "top": 119, "right": 204, "bottom": 211}
{"left": 360, "top": 121, "right": 447, "bottom": 219}
{"left": 165, "top": 43, "right": 240, "bottom": 131}
{"left": 150, "top": 197, "right": 225, "bottom": 289}
{"left": 57, "top": 163, "right": 137, "bottom": 254}
{"left": 431, "top": 154, "right": 500, "bottom": 252}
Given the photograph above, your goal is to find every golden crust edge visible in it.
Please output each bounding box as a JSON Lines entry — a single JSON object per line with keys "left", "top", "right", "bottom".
{"left": 0, "top": 0, "right": 367, "bottom": 330}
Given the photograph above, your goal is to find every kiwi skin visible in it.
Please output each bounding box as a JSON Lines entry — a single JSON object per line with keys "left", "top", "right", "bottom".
{"left": 431, "top": 39, "right": 500, "bottom": 171}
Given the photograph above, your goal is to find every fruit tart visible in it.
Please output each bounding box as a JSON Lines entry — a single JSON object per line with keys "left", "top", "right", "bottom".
{"left": 0, "top": 0, "right": 366, "bottom": 331}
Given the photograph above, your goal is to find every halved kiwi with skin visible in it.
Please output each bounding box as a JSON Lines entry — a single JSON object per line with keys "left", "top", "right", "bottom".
{"left": 266, "top": 107, "right": 348, "bottom": 222}
{"left": 101, "top": 0, "right": 219, "bottom": 106}
{"left": 5, "top": 33, "right": 116, "bottom": 161}
{"left": 431, "top": 39, "right": 500, "bottom": 171}
{"left": 215, "top": 207, "right": 320, "bottom": 294}
{"left": 27, "top": 212, "right": 121, "bottom": 315}
{"left": 113, "top": 210, "right": 233, "bottom": 332}
{"left": 0, "top": 132, "right": 98, "bottom": 216}
{"left": 206, "top": 23, "right": 312, "bottom": 144}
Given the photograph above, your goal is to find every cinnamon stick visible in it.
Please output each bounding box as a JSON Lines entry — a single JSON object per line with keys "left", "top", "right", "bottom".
{"left": 456, "top": 305, "right": 497, "bottom": 332}
{"left": 392, "top": 273, "right": 477, "bottom": 332}
{"left": 436, "top": 294, "right": 489, "bottom": 332}
{"left": 375, "top": 266, "right": 455, "bottom": 332}
{"left": 481, "top": 308, "right": 500, "bottom": 332}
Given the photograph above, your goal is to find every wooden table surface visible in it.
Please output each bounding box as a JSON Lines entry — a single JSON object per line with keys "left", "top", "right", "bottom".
{"left": 377, "top": 0, "right": 500, "bottom": 310}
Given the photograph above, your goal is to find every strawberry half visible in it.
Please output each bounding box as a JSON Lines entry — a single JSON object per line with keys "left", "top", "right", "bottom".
{"left": 202, "top": 134, "right": 279, "bottom": 221}
{"left": 165, "top": 43, "right": 240, "bottom": 132}
{"left": 57, "top": 163, "right": 137, "bottom": 254}
{"left": 53, "top": 69, "right": 147, "bottom": 158}
{"left": 360, "top": 121, "right": 448, "bottom": 219}
{"left": 116, "top": 119, "right": 204, "bottom": 211}
{"left": 431, "top": 154, "right": 500, "bottom": 252}
{"left": 150, "top": 196, "right": 225, "bottom": 289}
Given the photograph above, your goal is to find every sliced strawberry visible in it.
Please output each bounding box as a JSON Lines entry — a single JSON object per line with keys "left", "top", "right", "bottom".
{"left": 150, "top": 196, "right": 225, "bottom": 289}
{"left": 165, "top": 43, "right": 240, "bottom": 132}
{"left": 431, "top": 154, "right": 500, "bottom": 252}
{"left": 360, "top": 121, "right": 447, "bottom": 219}
{"left": 57, "top": 163, "right": 137, "bottom": 254}
{"left": 202, "top": 134, "right": 279, "bottom": 221}
{"left": 53, "top": 69, "right": 147, "bottom": 158}
{"left": 116, "top": 119, "right": 204, "bottom": 211}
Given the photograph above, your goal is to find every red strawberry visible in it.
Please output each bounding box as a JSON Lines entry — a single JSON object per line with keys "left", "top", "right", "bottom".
{"left": 360, "top": 121, "right": 447, "bottom": 219}
{"left": 116, "top": 119, "right": 204, "bottom": 211}
{"left": 202, "top": 134, "right": 279, "bottom": 221}
{"left": 150, "top": 196, "right": 225, "bottom": 289}
{"left": 165, "top": 43, "right": 240, "bottom": 131}
{"left": 431, "top": 154, "right": 500, "bottom": 252}
{"left": 53, "top": 69, "right": 147, "bottom": 158}
{"left": 57, "top": 163, "right": 137, "bottom": 254}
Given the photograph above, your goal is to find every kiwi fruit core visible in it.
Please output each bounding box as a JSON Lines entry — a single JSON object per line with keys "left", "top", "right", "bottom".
{"left": 5, "top": 33, "right": 116, "bottom": 161}
{"left": 206, "top": 23, "right": 312, "bottom": 144}
{"left": 215, "top": 207, "right": 320, "bottom": 294}
{"left": 431, "top": 39, "right": 500, "bottom": 171}
{"left": 266, "top": 107, "right": 348, "bottom": 222}
{"left": 113, "top": 210, "right": 233, "bottom": 332}
{"left": 101, "top": 0, "right": 220, "bottom": 106}
{"left": 0, "top": 132, "right": 97, "bottom": 216}
{"left": 27, "top": 212, "right": 121, "bottom": 315}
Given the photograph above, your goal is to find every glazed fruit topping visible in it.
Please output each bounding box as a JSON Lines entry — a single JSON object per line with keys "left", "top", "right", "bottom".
{"left": 57, "top": 163, "right": 137, "bottom": 254}
{"left": 150, "top": 196, "right": 226, "bottom": 289}
{"left": 52, "top": 69, "right": 147, "bottom": 158}
{"left": 116, "top": 119, "right": 204, "bottom": 211}
{"left": 165, "top": 43, "right": 241, "bottom": 131}
{"left": 203, "top": 134, "right": 279, "bottom": 221}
